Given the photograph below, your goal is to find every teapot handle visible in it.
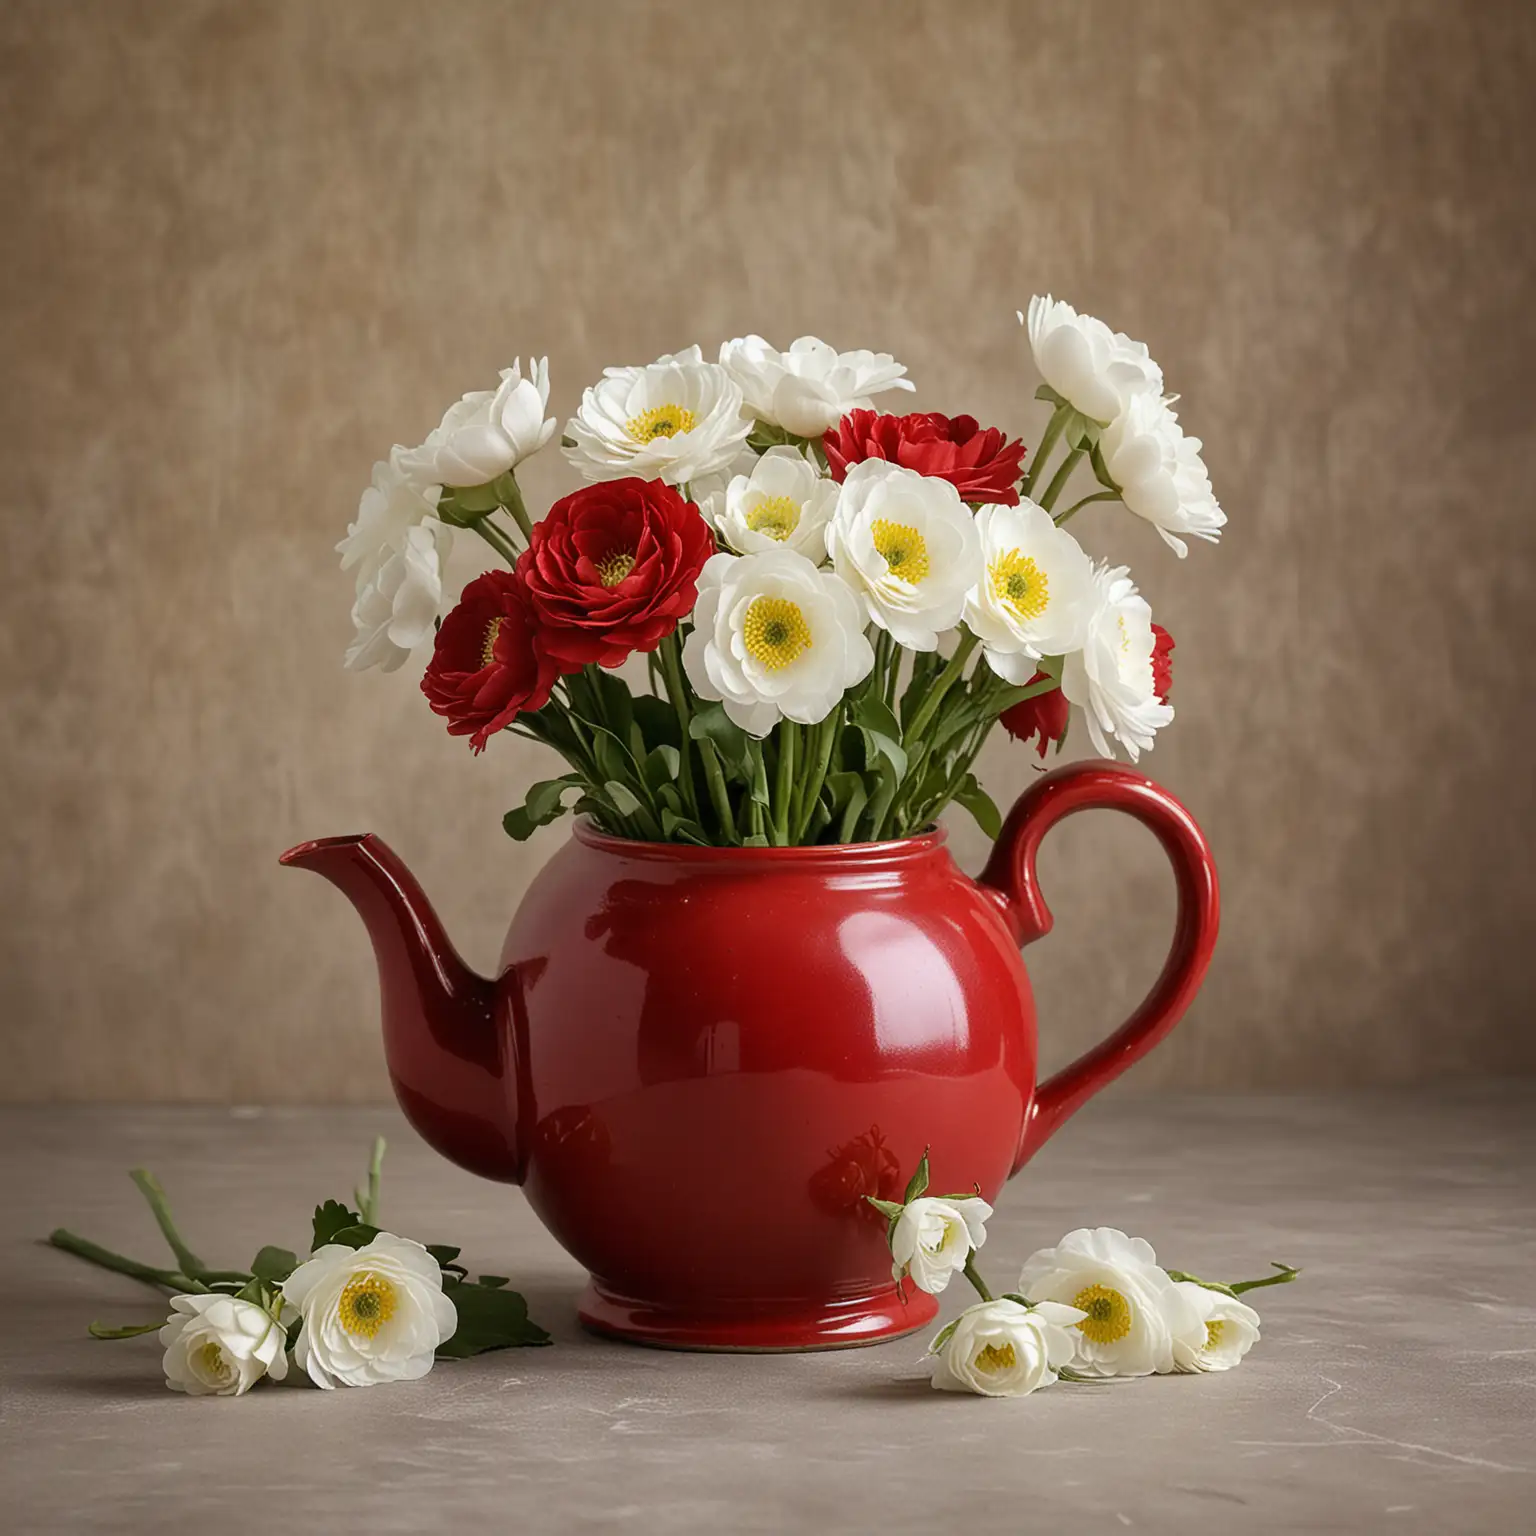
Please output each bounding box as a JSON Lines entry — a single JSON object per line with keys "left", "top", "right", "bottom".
{"left": 976, "top": 760, "right": 1220, "bottom": 1176}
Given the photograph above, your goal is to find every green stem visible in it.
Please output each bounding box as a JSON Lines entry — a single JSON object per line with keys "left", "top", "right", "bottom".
{"left": 1037, "top": 445, "right": 1085, "bottom": 513}
{"left": 793, "top": 715, "right": 838, "bottom": 843}
{"left": 49, "top": 1229, "right": 192, "bottom": 1292}
{"left": 904, "top": 632, "right": 978, "bottom": 743}
{"left": 657, "top": 634, "right": 702, "bottom": 822}
{"left": 129, "top": 1170, "right": 205, "bottom": 1279}
{"left": 1021, "top": 404, "right": 1068, "bottom": 498}
{"left": 963, "top": 1252, "right": 994, "bottom": 1303}
{"left": 501, "top": 473, "right": 535, "bottom": 541}
{"left": 695, "top": 737, "right": 738, "bottom": 844}
{"left": 773, "top": 722, "right": 797, "bottom": 845}
{"left": 1230, "top": 1264, "right": 1302, "bottom": 1296}
{"left": 1054, "top": 489, "right": 1120, "bottom": 525}
{"left": 355, "top": 1137, "right": 386, "bottom": 1227}
{"left": 473, "top": 518, "right": 520, "bottom": 567}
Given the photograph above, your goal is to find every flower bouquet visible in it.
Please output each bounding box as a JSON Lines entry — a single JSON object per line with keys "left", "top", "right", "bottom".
{"left": 339, "top": 299, "right": 1224, "bottom": 844}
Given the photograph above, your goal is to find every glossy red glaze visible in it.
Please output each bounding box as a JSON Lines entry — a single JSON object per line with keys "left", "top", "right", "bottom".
{"left": 281, "top": 760, "right": 1218, "bottom": 1351}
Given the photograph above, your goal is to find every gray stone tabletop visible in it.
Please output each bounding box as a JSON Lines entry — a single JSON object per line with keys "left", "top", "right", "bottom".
{"left": 2, "top": 1087, "right": 1531, "bottom": 1534}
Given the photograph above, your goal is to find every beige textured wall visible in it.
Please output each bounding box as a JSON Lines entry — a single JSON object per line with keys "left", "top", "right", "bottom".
{"left": 3, "top": 0, "right": 1534, "bottom": 1102}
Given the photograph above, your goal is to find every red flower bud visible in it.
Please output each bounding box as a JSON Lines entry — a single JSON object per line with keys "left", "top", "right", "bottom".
{"left": 422, "top": 569, "right": 560, "bottom": 753}
{"left": 999, "top": 671, "right": 1070, "bottom": 759}
{"left": 1150, "top": 623, "right": 1175, "bottom": 704}
{"left": 822, "top": 410, "right": 1026, "bottom": 505}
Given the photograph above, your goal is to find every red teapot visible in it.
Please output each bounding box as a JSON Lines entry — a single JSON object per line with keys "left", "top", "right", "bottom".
{"left": 282, "top": 760, "right": 1217, "bottom": 1350}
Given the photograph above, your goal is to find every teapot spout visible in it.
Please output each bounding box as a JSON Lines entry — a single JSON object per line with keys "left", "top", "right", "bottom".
{"left": 280, "top": 834, "right": 523, "bottom": 1184}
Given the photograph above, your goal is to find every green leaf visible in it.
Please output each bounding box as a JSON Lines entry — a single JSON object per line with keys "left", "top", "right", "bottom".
{"left": 925, "top": 1317, "right": 962, "bottom": 1356}
{"left": 604, "top": 780, "right": 643, "bottom": 817}
{"left": 852, "top": 695, "right": 903, "bottom": 744}
{"left": 426, "top": 1244, "right": 462, "bottom": 1268}
{"left": 749, "top": 747, "right": 771, "bottom": 808}
{"left": 953, "top": 775, "right": 1002, "bottom": 839}
{"left": 688, "top": 702, "right": 751, "bottom": 776}
{"left": 312, "top": 1199, "right": 362, "bottom": 1251}
{"left": 903, "top": 1147, "right": 931, "bottom": 1205}
{"left": 89, "top": 1320, "right": 165, "bottom": 1340}
{"left": 503, "top": 776, "right": 583, "bottom": 841}
{"left": 1089, "top": 440, "right": 1119, "bottom": 491}
{"left": 661, "top": 809, "right": 709, "bottom": 845}
{"left": 590, "top": 667, "right": 636, "bottom": 742}
{"left": 1034, "top": 384, "right": 1067, "bottom": 407}
{"left": 477, "top": 1275, "right": 510, "bottom": 1289}
{"left": 859, "top": 726, "right": 907, "bottom": 780}
{"left": 864, "top": 1197, "right": 905, "bottom": 1221}
{"left": 835, "top": 777, "right": 869, "bottom": 843}
{"left": 436, "top": 1281, "right": 553, "bottom": 1358}
{"left": 742, "top": 833, "right": 771, "bottom": 847}
{"left": 1061, "top": 409, "right": 1103, "bottom": 449}
{"left": 632, "top": 693, "right": 682, "bottom": 752}
{"left": 326, "top": 1224, "right": 382, "bottom": 1250}
{"left": 642, "top": 744, "right": 680, "bottom": 792}
{"left": 251, "top": 1245, "right": 298, "bottom": 1283}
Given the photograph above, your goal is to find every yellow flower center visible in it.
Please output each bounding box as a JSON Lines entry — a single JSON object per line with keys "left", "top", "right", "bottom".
{"left": 975, "top": 1342, "right": 1017, "bottom": 1375}
{"left": 480, "top": 616, "right": 504, "bottom": 668}
{"left": 924, "top": 1217, "right": 961, "bottom": 1255}
{"left": 1205, "top": 1319, "right": 1226, "bottom": 1350}
{"left": 626, "top": 403, "right": 696, "bottom": 443}
{"left": 745, "top": 495, "right": 801, "bottom": 541}
{"left": 196, "top": 1340, "right": 229, "bottom": 1379}
{"left": 1072, "top": 1283, "right": 1133, "bottom": 1345}
{"left": 338, "top": 1273, "right": 397, "bottom": 1339}
{"left": 742, "top": 596, "right": 812, "bottom": 671}
{"left": 594, "top": 549, "right": 637, "bottom": 587}
{"left": 990, "top": 549, "right": 1049, "bottom": 621}
{"left": 871, "top": 519, "right": 930, "bottom": 582}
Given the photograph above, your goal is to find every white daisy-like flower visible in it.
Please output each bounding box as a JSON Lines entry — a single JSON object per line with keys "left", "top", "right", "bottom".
{"left": 1017, "top": 1227, "right": 1202, "bottom": 1379}
{"left": 1059, "top": 565, "right": 1174, "bottom": 762}
{"left": 682, "top": 548, "right": 874, "bottom": 737}
{"left": 825, "top": 460, "right": 982, "bottom": 651}
{"left": 701, "top": 445, "right": 838, "bottom": 561}
{"left": 1100, "top": 392, "right": 1226, "bottom": 557}
{"left": 1169, "top": 1282, "right": 1262, "bottom": 1373}
{"left": 397, "top": 357, "right": 556, "bottom": 488}
{"left": 889, "top": 1196, "right": 993, "bottom": 1295}
{"left": 718, "top": 334, "right": 914, "bottom": 438}
{"left": 1024, "top": 296, "right": 1163, "bottom": 424}
{"left": 929, "top": 1298, "right": 1087, "bottom": 1398}
{"left": 338, "top": 450, "right": 453, "bottom": 673}
{"left": 563, "top": 345, "right": 751, "bottom": 487}
{"left": 964, "top": 499, "right": 1097, "bottom": 681}
{"left": 159, "top": 1294, "right": 288, "bottom": 1397}
{"left": 281, "top": 1232, "right": 457, "bottom": 1389}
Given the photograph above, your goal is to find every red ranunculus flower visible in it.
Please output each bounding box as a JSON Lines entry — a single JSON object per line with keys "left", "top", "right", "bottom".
{"left": 1151, "top": 623, "right": 1175, "bottom": 703}
{"left": 422, "top": 569, "right": 560, "bottom": 754}
{"left": 822, "top": 409, "right": 1027, "bottom": 505}
{"left": 1000, "top": 671, "right": 1070, "bottom": 760}
{"left": 517, "top": 477, "right": 714, "bottom": 669}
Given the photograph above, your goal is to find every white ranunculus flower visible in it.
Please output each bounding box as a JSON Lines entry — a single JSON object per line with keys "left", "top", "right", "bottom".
{"left": 1100, "top": 392, "right": 1226, "bottom": 558}
{"left": 1169, "top": 1282, "right": 1262, "bottom": 1373}
{"left": 1017, "top": 1227, "right": 1202, "bottom": 1378}
{"left": 339, "top": 452, "right": 453, "bottom": 673}
{"left": 964, "top": 499, "right": 1097, "bottom": 681}
{"left": 159, "top": 1293, "right": 288, "bottom": 1397}
{"left": 281, "top": 1232, "right": 457, "bottom": 1390}
{"left": 718, "top": 335, "right": 914, "bottom": 438}
{"left": 929, "top": 1299, "right": 1086, "bottom": 1398}
{"left": 684, "top": 443, "right": 760, "bottom": 508}
{"left": 889, "top": 1195, "right": 993, "bottom": 1294}
{"left": 1025, "top": 296, "right": 1163, "bottom": 425}
{"left": 563, "top": 345, "right": 751, "bottom": 487}
{"left": 702, "top": 445, "right": 838, "bottom": 561}
{"left": 825, "top": 460, "right": 982, "bottom": 651}
{"left": 682, "top": 548, "right": 874, "bottom": 737}
{"left": 1059, "top": 565, "right": 1174, "bottom": 762}
{"left": 398, "top": 358, "right": 557, "bottom": 488}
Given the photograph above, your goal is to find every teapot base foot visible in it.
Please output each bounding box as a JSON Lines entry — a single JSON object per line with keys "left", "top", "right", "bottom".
{"left": 577, "top": 1278, "right": 938, "bottom": 1353}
